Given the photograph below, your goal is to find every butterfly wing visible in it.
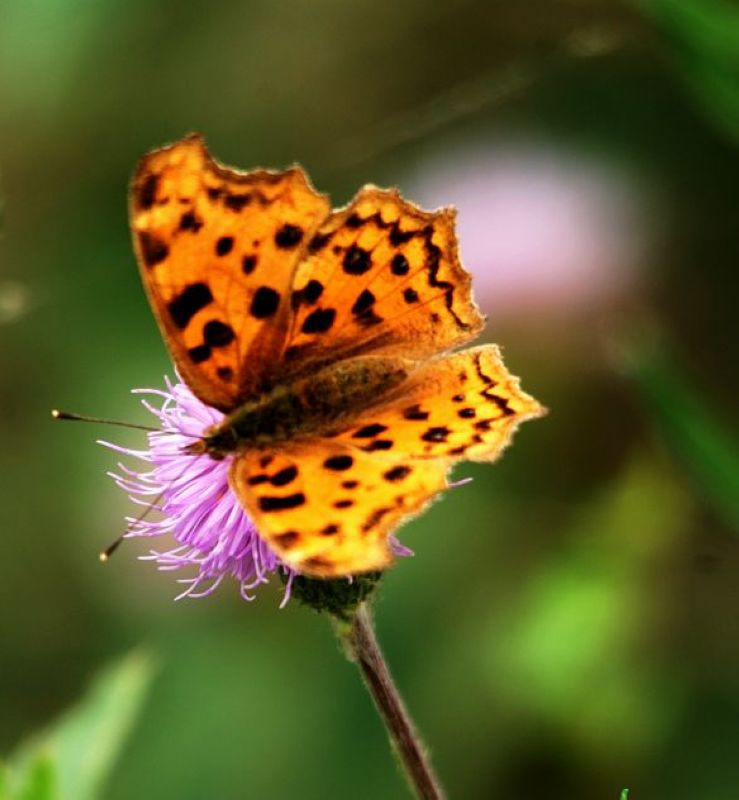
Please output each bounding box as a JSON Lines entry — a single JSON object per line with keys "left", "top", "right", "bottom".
{"left": 130, "top": 134, "right": 331, "bottom": 410}
{"left": 281, "top": 186, "right": 485, "bottom": 373}
{"left": 230, "top": 443, "right": 449, "bottom": 576}
{"left": 332, "top": 345, "right": 544, "bottom": 462}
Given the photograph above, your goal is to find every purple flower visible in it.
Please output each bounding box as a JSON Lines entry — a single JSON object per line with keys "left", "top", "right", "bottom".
{"left": 101, "top": 377, "right": 413, "bottom": 604}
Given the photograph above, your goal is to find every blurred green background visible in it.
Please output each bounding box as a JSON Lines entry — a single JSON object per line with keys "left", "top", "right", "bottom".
{"left": 1, "top": 0, "right": 738, "bottom": 798}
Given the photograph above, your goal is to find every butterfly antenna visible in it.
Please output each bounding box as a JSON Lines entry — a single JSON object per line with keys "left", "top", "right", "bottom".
{"left": 99, "top": 534, "right": 126, "bottom": 562}
{"left": 51, "top": 409, "right": 158, "bottom": 433}
{"left": 99, "top": 489, "right": 165, "bottom": 562}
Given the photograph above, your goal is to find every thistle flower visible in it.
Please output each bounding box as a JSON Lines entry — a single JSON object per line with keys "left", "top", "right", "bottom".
{"left": 101, "top": 377, "right": 413, "bottom": 604}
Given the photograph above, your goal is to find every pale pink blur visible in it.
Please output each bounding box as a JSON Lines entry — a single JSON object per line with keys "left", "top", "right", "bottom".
{"left": 404, "top": 140, "right": 650, "bottom": 319}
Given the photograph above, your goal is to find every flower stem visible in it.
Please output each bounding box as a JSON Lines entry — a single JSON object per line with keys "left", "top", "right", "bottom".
{"left": 335, "top": 603, "right": 446, "bottom": 800}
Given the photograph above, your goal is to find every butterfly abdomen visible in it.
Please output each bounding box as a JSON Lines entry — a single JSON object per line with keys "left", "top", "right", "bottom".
{"left": 203, "top": 356, "right": 412, "bottom": 457}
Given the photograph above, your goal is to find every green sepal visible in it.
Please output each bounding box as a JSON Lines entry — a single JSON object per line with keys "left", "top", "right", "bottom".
{"left": 281, "top": 571, "right": 383, "bottom": 621}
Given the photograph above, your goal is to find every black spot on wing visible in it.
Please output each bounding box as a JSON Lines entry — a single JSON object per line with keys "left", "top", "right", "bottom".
{"left": 179, "top": 211, "right": 203, "bottom": 232}
{"left": 362, "top": 506, "right": 393, "bottom": 532}
{"left": 275, "top": 224, "right": 303, "bottom": 248}
{"left": 352, "top": 423, "right": 388, "bottom": 438}
{"left": 403, "top": 405, "right": 429, "bottom": 421}
{"left": 271, "top": 465, "right": 298, "bottom": 486}
{"left": 303, "top": 280, "right": 324, "bottom": 303}
{"left": 250, "top": 287, "right": 281, "bottom": 318}
{"left": 259, "top": 493, "right": 306, "bottom": 512}
{"left": 302, "top": 308, "right": 336, "bottom": 334}
{"left": 343, "top": 244, "right": 371, "bottom": 275}
{"left": 363, "top": 439, "right": 393, "bottom": 451}
{"left": 351, "top": 289, "right": 383, "bottom": 327}
{"left": 225, "top": 193, "right": 251, "bottom": 211}
{"left": 321, "top": 524, "right": 339, "bottom": 536}
{"left": 334, "top": 499, "right": 354, "bottom": 509}
{"left": 457, "top": 408, "right": 476, "bottom": 419}
{"left": 274, "top": 531, "right": 300, "bottom": 549}
{"left": 403, "top": 288, "right": 419, "bottom": 304}
{"left": 421, "top": 426, "right": 450, "bottom": 443}
{"left": 323, "top": 455, "right": 353, "bottom": 471}
{"left": 188, "top": 344, "right": 211, "bottom": 363}
{"left": 356, "top": 309, "right": 383, "bottom": 327}
{"left": 215, "top": 236, "right": 234, "bottom": 256}
{"left": 203, "top": 320, "right": 235, "bottom": 347}
{"left": 352, "top": 289, "right": 375, "bottom": 316}
{"left": 137, "top": 174, "right": 159, "bottom": 209}
{"left": 217, "top": 366, "right": 234, "bottom": 381}
{"left": 168, "top": 283, "right": 214, "bottom": 329}
{"left": 139, "top": 232, "right": 169, "bottom": 267}
{"left": 242, "top": 255, "right": 258, "bottom": 274}
{"left": 291, "top": 279, "right": 323, "bottom": 309}
{"left": 308, "top": 232, "right": 332, "bottom": 253}
{"left": 390, "top": 254, "right": 409, "bottom": 276}
{"left": 383, "top": 465, "right": 411, "bottom": 482}
{"left": 389, "top": 227, "right": 415, "bottom": 246}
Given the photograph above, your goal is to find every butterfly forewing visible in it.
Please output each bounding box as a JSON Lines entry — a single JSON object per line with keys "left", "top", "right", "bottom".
{"left": 282, "top": 187, "right": 485, "bottom": 372}
{"left": 130, "top": 134, "right": 331, "bottom": 410}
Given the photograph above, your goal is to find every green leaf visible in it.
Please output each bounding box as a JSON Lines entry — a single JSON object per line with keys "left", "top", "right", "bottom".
{"left": 15, "top": 753, "right": 58, "bottom": 800}
{"left": 485, "top": 455, "right": 693, "bottom": 753}
{"left": 639, "top": 0, "right": 739, "bottom": 55}
{"left": 0, "top": 763, "right": 10, "bottom": 800}
{"left": 614, "top": 331, "right": 739, "bottom": 531}
{"left": 9, "top": 650, "right": 155, "bottom": 800}
{"left": 637, "top": 0, "right": 739, "bottom": 142}
{"left": 620, "top": 790, "right": 630, "bottom": 800}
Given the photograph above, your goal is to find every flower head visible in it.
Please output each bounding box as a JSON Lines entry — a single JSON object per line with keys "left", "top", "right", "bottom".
{"left": 101, "top": 377, "right": 295, "bottom": 603}
{"left": 101, "top": 378, "right": 412, "bottom": 604}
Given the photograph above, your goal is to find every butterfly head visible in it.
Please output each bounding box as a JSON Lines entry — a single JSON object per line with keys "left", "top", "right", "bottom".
{"left": 183, "top": 431, "right": 232, "bottom": 460}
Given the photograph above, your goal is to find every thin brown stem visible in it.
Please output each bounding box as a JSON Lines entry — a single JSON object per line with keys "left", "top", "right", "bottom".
{"left": 336, "top": 603, "right": 445, "bottom": 800}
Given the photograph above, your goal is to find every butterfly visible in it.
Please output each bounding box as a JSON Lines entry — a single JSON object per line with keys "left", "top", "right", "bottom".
{"left": 129, "top": 134, "right": 543, "bottom": 578}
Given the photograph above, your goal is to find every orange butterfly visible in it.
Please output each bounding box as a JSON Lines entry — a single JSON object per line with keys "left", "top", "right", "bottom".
{"left": 130, "top": 134, "right": 543, "bottom": 578}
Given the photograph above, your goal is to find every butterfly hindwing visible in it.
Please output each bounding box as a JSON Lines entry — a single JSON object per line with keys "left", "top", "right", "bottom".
{"left": 282, "top": 186, "right": 485, "bottom": 373}
{"left": 334, "top": 345, "right": 544, "bottom": 462}
{"left": 230, "top": 442, "right": 449, "bottom": 576}
{"left": 130, "top": 134, "right": 331, "bottom": 410}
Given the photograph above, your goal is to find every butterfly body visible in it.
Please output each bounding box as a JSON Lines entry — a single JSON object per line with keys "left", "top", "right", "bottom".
{"left": 131, "top": 135, "right": 543, "bottom": 577}
{"left": 200, "top": 355, "right": 412, "bottom": 457}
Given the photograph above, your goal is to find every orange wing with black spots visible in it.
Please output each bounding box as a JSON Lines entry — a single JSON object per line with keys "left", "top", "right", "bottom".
{"left": 229, "top": 347, "right": 540, "bottom": 577}
{"left": 282, "top": 186, "right": 485, "bottom": 372}
{"left": 334, "top": 346, "right": 544, "bottom": 463}
{"left": 129, "top": 137, "right": 543, "bottom": 579}
{"left": 130, "top": 134, "right": 331, "bottom": 410}
{"left": 230, "top": 443, "right": 449, "bottom": 576}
